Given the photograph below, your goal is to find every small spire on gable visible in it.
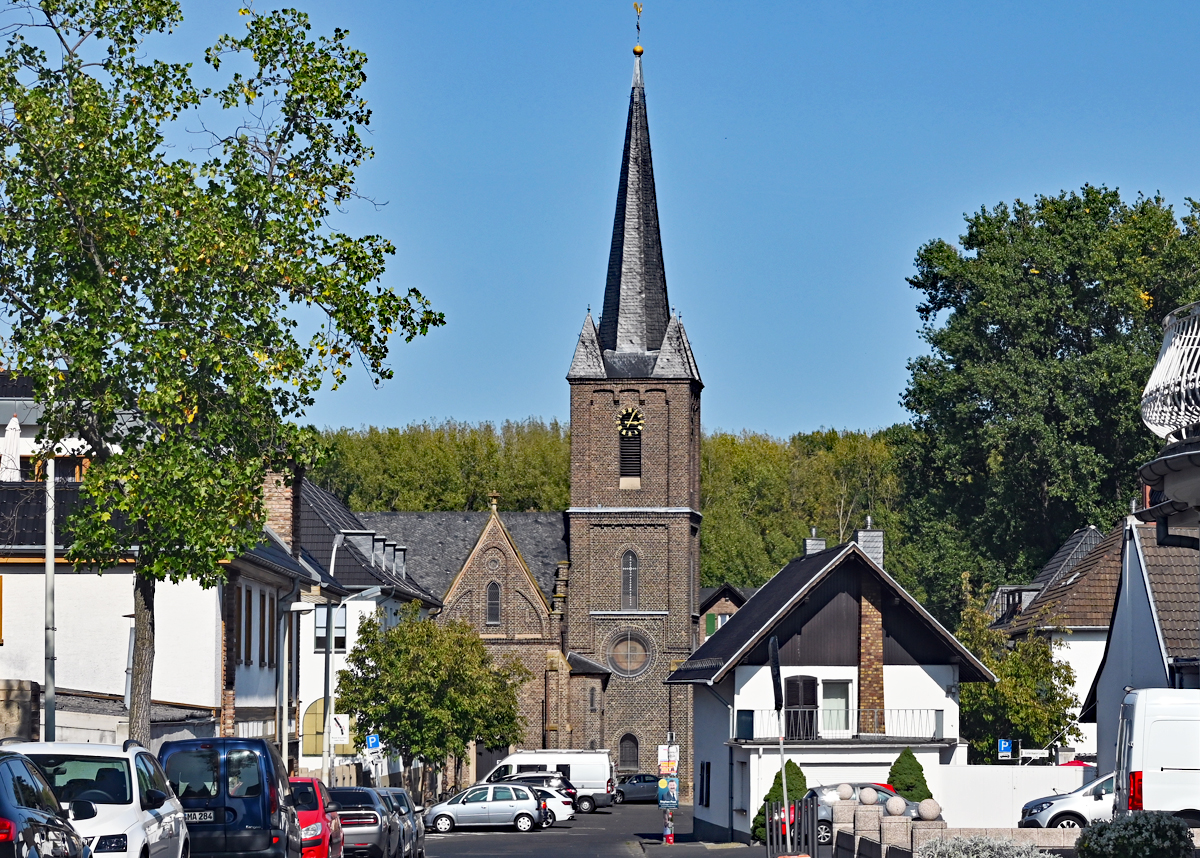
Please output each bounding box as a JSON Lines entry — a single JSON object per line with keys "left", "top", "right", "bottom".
{"left": 567, "top": 312, "right": 606, "bottom": 379}
{"left": 488, "top": 491, "right": 500, "bottom": 513}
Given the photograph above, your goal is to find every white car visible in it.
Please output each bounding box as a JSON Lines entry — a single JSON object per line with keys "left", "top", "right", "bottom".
{"left": 12, "top": 740, "right": 188, "bottom": 858}
{"left": 531, "top": 787, "right": 575, "bottom": 826}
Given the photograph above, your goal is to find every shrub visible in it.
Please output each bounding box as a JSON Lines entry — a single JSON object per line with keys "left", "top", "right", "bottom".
{"left": 918, "top": 835, "right": 1049, "bottom": 858}
{"left": 1075, "top": 812, "right": 1194, "bottom": 858}
{"left": 750, "top": 760, "right": 806, "bottom": 843}
{"left": 889, "top": 746, "right": 933, "bottom": 802}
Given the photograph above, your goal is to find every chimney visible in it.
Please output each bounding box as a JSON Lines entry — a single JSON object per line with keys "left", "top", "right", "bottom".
{"left": 803, "top": 526, "right": 826, "bottom": 556}
{"left": 264, "top": 470, "right": 303, "bottom": 558}
{"left": 383, "top": 543, "right": 397, "bottom": 575}
{"left": 397, "top": 546, "right": 407, "bottom": 580}
{"left": 853, "top": 515, "right": 884, "bottom": 568}
{"left": 372, "top": 536, "right": 386, "bottom": 569}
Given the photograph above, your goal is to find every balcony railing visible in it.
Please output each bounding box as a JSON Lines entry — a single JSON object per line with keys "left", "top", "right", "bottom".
{"left": 735, "top": 708, "right": 946, "bottom": 742}
{"left": 1142, "top": 301, "right": 1200, "bottom": 440}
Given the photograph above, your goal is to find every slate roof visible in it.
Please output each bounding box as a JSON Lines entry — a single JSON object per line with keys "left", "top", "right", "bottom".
{"left": 667, "top": 543, "right": 994, "bottom": 685}
{"left": 1031, "top": 525, "right": 1104, "bottom": 588}
{"left": 357, "top": 510, "right": 568, "bottom": 602}
{"left": 299, "top": 481, "right": 440, "bottom": 606}
{"left": 1138, "top": 523, "right": 1200, "bottom": 660}
{"left": 699, "top": 583, "right": 758, "bottom": 614}
{"left": 1005, "top": 524, "right": 1121, "bottom": 636}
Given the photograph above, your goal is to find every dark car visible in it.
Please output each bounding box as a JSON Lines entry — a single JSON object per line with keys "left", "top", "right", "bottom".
{"left": 493, "top": 773, "right": 577, "bottom": 804}
{"left": 289, "top": 778, "right": 343, "bottom": 858}
{"left": 377, "top": 789, "right": 424, "bottom": 858}
{"left": 614, "top": 774, "right": 660, "bottom": 804}
{"left": 159, "top": 738, "right": 301, "bottom": 858}
{"left": 0, "top": 748, "right": 95, "bottom": 858}
{"left": 327, "top": 788, "right": 398, "bottom": 858}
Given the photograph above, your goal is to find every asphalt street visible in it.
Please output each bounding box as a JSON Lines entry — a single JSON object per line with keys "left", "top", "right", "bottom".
{"left": 424, "top": 802, "right": 729, "bottom": 858}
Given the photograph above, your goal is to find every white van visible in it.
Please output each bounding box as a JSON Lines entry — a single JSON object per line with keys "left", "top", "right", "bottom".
{"left": 480, "top": 750, "right": 615, "bottom": 811}
{"left": 1114, "top": 687, "right": 1200, "bottom": 824}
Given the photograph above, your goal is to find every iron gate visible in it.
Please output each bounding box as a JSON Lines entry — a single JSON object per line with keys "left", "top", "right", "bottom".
{"left": 764, "top": 792, "right": 828, "bottom": 857}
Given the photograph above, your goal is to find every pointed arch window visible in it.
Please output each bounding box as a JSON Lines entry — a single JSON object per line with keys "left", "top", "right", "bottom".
{"left": 619, "top": 734, "right": 639, "bottom": 771}
{"left": 621, "top": 551, "right": 639, "bottom": 610}
{"left": 486, "top": 582, "right": 501, "bottom": 625}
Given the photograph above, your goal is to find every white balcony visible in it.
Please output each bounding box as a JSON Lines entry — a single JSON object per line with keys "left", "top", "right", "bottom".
{"left": 734, "top": 708, "right": 946, "bottom": 743}
{"left": 1142, "top": 301, "right": 1200, "bottom": 440}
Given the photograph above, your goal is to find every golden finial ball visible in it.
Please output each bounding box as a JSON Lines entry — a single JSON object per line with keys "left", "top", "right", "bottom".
{"left": 633, "top": 44, "right": 644, "bottom": 56}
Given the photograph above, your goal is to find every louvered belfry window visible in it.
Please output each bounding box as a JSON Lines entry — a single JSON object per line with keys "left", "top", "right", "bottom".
{"left": 621, "top": 551, "right": 639, "bottom": 610}
{"left": 620, "top": 431, "right": 642, "bottom": 477}
{"left": 486, "top": 582, "right": 501, "bottom": 625}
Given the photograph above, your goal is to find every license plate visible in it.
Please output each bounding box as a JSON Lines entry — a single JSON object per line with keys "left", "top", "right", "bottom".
{"left": 185, "top": 811, "right": 215, "bottom": 823}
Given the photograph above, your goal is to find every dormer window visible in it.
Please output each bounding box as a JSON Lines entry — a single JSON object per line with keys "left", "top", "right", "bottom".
{"left": 617, "top": 407, "right": 643, "bottom": 490}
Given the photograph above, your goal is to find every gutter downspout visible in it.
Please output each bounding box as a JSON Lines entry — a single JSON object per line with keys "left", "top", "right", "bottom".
{"left": 705, "top": 682, "right": 734, "bottom": 843}
{"left": 277, "top": 575, "right": 300, "bottom": 758}
{"left": 1156, "top": 518, "right": 1200, "bottom": 550}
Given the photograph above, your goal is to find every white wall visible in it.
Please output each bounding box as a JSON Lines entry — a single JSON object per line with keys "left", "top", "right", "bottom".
{"left": 1052, "top": 630, "right": 1106, "bottom": 756}
{"left": 883, "top": 664, "right": 958, "bottom": 739}
{"left": 926, "top": 764, "right": 1088, "bottom": 828}
{"left": 692, "top": 678, "right": 734, "bottom": 841}
{"left": 735, "top": 665, "right": 861, "bottom": 710}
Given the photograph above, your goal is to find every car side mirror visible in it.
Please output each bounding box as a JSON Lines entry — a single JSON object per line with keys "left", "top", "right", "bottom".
{"left": 70, "top": 800, "right": 98, "bottom": 821}
{"left": 1094, "top": 793, "right": 1103, "bottom": 800}
{"left": 326, "top": 802, "right": 341, "bottom": 814}
{"left": 144, "top": 789, "right": 168, "bottom": 810}
{"left": 414, "top": 806, "right": 424, "bottom": 814}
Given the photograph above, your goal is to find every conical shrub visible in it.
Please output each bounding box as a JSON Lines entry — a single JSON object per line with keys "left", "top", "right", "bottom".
{"left": 751, "top": 760, "right": 806, "bottom": 843}
{"left": 888, "top": 747, "right": 932, "bottom": 802}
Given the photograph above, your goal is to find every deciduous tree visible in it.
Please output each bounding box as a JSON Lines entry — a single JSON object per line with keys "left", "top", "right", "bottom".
{"left": 0, "top": 1, "right": 442, "bottom": 742}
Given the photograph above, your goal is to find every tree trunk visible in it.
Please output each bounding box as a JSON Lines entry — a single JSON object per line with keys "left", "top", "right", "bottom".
{"left": 129, "top": 574, "right": 156, "bottom": 746}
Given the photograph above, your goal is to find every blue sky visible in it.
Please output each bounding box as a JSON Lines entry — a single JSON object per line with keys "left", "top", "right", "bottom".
{"left": 168, "top": 1, "right": 1200, "bottom": 438}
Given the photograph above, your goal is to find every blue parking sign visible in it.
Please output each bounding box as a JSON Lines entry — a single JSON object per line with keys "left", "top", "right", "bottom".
{"left": 366, "top": 733, "right": 381, "bottom": 750}
{"left": 998, "top": 739, "right": 1012, "bottom": 759}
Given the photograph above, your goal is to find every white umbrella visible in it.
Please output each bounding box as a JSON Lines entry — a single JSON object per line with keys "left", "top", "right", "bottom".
{"left": 0, "top": 414, "right": 21, "bottom": 481}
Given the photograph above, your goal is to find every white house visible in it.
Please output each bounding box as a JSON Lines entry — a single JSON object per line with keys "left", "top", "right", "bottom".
{"left": 666, "top": 529, "right": 994, "bottom": 844}
{"left": 1082, "top": 518, "right": 1199, "bottom": 774}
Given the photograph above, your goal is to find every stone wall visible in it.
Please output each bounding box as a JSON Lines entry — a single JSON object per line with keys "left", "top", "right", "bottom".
{"left": 0, "top": 680, "right": 39, "bottom": 740}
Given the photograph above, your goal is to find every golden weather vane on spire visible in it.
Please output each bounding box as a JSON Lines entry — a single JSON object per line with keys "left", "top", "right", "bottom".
{"left": 633, "top": 3, "right": 643, "bottom": 55}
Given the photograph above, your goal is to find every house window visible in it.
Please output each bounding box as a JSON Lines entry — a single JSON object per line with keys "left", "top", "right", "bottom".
{"left": 589, "top": 687, "right": 597, "bottom": 712}
{"left": 259, "top": 592, "right": 267, "bottom": 666}
{"left": 621, "top": 551, "right": 639, "bottom": 610}
{"left": 233, "top": 584, "right": 242, "bottom": 663}
{"left": 619, "top": 734, "right": 639, "bottom": 770}
{"left": 822, "top": 680, "right": 851, "bottom": 734}
{"left": 784, "top": 675, "right": 818, "bottom": 740}
{"left": 486, "top": 582, "right": 501, "bottom": 625}
{"left": 244, "top": 587, "right": 253, "bottom": 664}
{"left": 268, "top": 595, "right": 276, "bottom": 668}
{"left": 718, "top": 613, "right": 732, "bottom": 627}
{"left": 315, "top": 605, "right": 347, "bottom": 653}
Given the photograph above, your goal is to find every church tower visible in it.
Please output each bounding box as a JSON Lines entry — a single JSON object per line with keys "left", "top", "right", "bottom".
{"left": 566, "top": 46, "right": 702, "bottom": 785}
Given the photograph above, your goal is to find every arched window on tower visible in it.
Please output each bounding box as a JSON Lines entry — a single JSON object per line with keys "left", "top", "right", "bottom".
{"left": 486, "top": 582, "right": 501, "bottom": 625}
{"left": 621, "top": 551, "right": 639, "bottom": 610}
{"left": 619, "top": 734, "right": 639, "bottom": 771}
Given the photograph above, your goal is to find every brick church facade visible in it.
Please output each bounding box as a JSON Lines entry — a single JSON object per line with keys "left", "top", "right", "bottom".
{"left": 361, "top": 48, "right": 702, "bottom": 792}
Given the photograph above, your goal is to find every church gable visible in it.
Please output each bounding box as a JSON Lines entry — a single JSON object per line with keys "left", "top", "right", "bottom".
{"left": 442, "top": 509, "right": 552, "bottom": 639}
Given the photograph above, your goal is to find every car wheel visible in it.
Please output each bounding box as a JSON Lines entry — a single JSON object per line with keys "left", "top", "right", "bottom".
{"left": 542, "top": 815, "right": 554, "bottom": 829}
{"left": 432, "top": 815, "right": 454, "bottom": 834}
{"left": 577, "top": 796, "right": 596, "bottom": 814}
{"left": 816, "top": 821, "right": 833, "bottom": 845}
{"left": 1051, "top": 813, "right": 1086, "bottom": 828}
{"left": 614, "top": 791, "right": 625, "bottom": 805}
{"left": 514, "top": 814, "right": 535, "bottom": 832}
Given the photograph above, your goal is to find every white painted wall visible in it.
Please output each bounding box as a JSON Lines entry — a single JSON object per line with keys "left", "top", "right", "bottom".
{"left": 1052, "top": 629, "right": 1106, "bottom": 756}
{"left": 883, "top": 664, "right": 958, "bottom": 739}
{"left": 692, "top": 678, "right": 734, "bottom": 841}
{"left": 925, "top": 764, "right": 1089, "bottom": 827}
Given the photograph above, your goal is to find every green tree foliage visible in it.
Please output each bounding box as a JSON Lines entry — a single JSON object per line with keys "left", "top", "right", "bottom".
{"left": 312, "top": 419, "right": 570, "bottom": 511}
{"left": 751, "top": 760, "right": 806, "bottom": 843}
{"left": 700, "top": 428, "right": 900, "bottom": 587}
{"left": 337, "top": 603, "right": 531, "bottom": 778}
{"left": 887, "top": 747, "right": 932, "bottom": 802}
{"left": 901, "top": 185, "right": 1200, "bottom": 622}
{"left": 955, "top": 594, "right": 1081, "bottom": 763}
{"left": 0, "top": 1, "right": 442, "bottom": 741}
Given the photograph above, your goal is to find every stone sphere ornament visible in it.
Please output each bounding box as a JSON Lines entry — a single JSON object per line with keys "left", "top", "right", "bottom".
{"left": 917, "top": 799, "right": 941, "bottom": 821}
{"left": 858, "top": 787, "right": 878, "bottom": 806}
{"left": 885, "top": 796, "right": 907, "bottom": 817}
{"left": 836, "top": 783, "right": 854, "bottom": 801}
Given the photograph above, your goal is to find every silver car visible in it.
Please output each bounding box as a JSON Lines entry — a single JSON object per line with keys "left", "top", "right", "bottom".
{"left": 424, "top": 784, "right": 540, "bottom": 833}
{"left": 1019, "top": 773, "right": 1114, "bottom": 829}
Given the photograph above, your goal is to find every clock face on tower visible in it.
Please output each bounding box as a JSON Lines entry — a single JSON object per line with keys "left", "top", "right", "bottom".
{"left": 617, "top": 407, "right": 645, "bottom": 437}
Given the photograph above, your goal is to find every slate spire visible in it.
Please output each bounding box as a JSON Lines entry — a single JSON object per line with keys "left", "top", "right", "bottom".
{"left": 597, "top": 52, "right": 670, "bottom": 355}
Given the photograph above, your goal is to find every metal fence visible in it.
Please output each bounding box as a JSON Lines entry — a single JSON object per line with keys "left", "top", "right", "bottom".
{"left": 743, "top": 708, "right": 943, "bottom": 742}
{"left": 764, "top": 792, "right": 827, "bottom": 858}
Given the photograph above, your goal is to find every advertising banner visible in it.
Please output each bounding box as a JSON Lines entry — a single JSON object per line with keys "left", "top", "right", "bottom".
{"left": 657, "top": 776, "right": 679, "bottom": 809}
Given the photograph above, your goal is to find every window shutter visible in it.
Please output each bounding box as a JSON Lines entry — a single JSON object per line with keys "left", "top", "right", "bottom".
{"left": 784, "top": 676, "right": 801, "bottom": 708}
{"left": 705, "top": 613, "right": 716, "bottom": 636}
{"left": 802, "top": 677, "right": 818, "bottom": 708}
{"left": 619, "top": 432, "right": 642, "bottom": 477}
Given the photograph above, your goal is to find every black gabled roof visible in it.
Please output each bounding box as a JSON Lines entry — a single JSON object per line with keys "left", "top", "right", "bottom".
{"left": 699, "top": 583, "right": 758, "bottom": 615}
{"left": 666, "top": 543, "right": 994, "bottom": 686}
{"left": 299, "top": 481, "right": 440, "bottom": 606}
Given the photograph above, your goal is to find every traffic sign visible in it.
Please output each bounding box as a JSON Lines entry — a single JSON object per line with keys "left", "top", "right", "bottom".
{"left": 365, "top": 733, "right": 381, "bottom": 751}
{"left": 331, "top": 714, "right": 350, "bottom": 745}
{"left": 1020, "top": 749, "right": 1049, "bottom": 759}
{"left": 997, "top": 739, "right": 1012, "bottom": 760}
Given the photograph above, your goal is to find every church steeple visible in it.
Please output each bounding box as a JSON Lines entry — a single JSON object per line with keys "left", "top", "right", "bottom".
{"left": 569, "top": 47, "right": 699, "bottom": 384}
{"left": 598, "top": 51, "right": 670, "bottom": 357}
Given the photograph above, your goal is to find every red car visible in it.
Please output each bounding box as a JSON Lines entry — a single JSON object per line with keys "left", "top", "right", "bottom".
{"left": 291, "top": 777, "right": 344, "bottom": 858}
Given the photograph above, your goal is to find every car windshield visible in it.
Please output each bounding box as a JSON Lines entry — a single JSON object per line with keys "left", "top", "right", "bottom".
{"left": 27, "top": 755, "right": 133, "bottom": 805}
{"left": 330, "top": 788, "right": 373, "bottom": 808}
{"left": 165, "top": 748, "right": 220, "bottom": 799}
{"left": 291, "top": 782, "right": 320, "bottom": 812}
